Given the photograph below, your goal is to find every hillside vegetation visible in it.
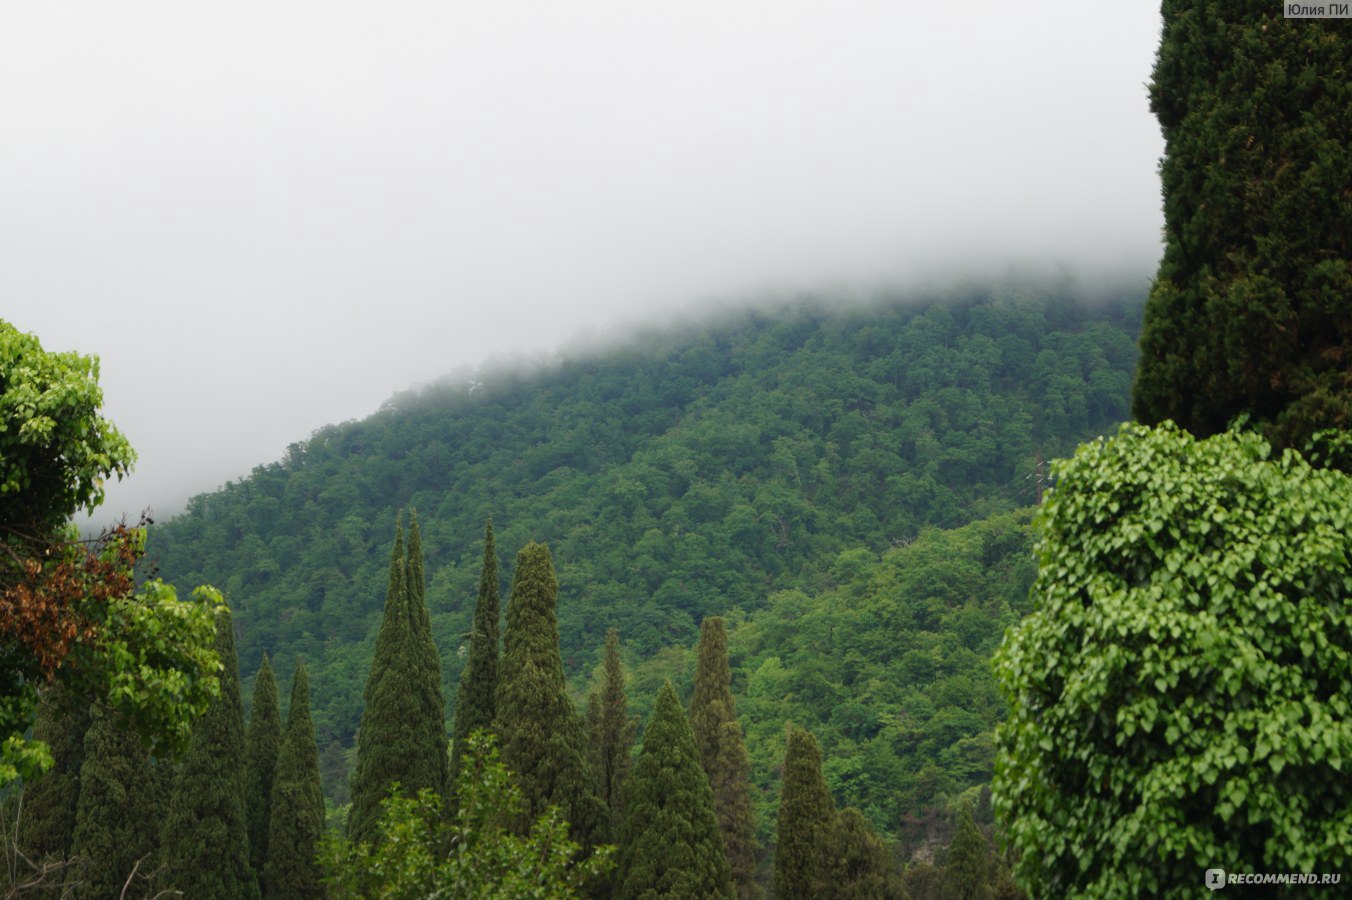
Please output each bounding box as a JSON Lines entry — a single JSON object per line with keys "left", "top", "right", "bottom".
{"left": 146, "top": 284, "right": 1142, "bottom": 822}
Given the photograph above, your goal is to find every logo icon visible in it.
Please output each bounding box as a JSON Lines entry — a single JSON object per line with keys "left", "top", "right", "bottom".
{"left": 1205, "top": 868, "right": 1226, "bottom": 890}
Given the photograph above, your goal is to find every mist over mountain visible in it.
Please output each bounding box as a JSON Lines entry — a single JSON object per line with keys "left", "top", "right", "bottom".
{"left": 145, "top": 282, "right": 1143, "bottom": 825}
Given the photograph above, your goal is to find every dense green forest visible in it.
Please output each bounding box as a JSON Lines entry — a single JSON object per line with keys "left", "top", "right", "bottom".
{"left": 144, "top": 283, "right": 1142, "bottom": 841}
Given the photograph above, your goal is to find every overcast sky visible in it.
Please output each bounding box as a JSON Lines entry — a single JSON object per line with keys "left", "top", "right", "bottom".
{"left": 2, "top": 1, "right": 1165, "bottom": 524}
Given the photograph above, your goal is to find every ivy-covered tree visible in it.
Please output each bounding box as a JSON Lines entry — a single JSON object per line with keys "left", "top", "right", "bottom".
{"left": 16, "top": 684, "right": 89, "bottom": 867}
{"left": 452, "top": 517, "right": 500, "bottom": 780}
{"left": 773, "top": 727, "right": 835, "bottom": 899}
{"left": 689, "top": 617, "right": 759, "bottom": 898}
{"left": 493, "top": 542, "right": 603, "bottom": 847}
{"left": 159, "top": 609, "right": 259, "bottom": 899}
{"left": 995, "top": 423, "right": 1352, "bottom": 895}
{"left": 585, "top": 627, "right": 637, "bottom": 837}
{"left": 404, "top": 510, "right": 449, "bottom": 799}
{"left": 1132, "top": 5, "right": 1352, "bottom": 449}
{"left": 616, "top": 680, "right": 733, "bottom": 899}
{"left": 263, "top": 663, "right": 325, "bottom": 900}
{"left": 244, "top": 654, "right": 282, "bottom": 880}
{"left": 347, "top": 517, "right": 440, "bottom": 845}
{"left": 68, "top": 702, "right": 161, "bottom": 898}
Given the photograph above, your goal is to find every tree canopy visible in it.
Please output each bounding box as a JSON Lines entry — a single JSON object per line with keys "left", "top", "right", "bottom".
{"left": 995, "top": 423, "right": 1352, "bottom": 895}
{"left": 0, "top": 322, "right": 220, "bottom": 787}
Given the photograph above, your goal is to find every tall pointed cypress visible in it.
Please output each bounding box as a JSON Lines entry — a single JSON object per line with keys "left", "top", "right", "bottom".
{"left": 586, "top": 627, "right": 637, "bottom": 836}
{"left": 244, "top": 654, "right": 282, "bottom": 879}
{"left": 451, "top": 516, "right": 500, "bottom": 779}
{"left": 493, "top": 541, "right": 604, "bottom": 846}
{"left": 159, "top": 609, "right": 258, "bottom": 899}
{"left": 943, "top": 803, "right": 993, "bottom": 900}
{"left": 263, "top": 663, "right": 325, "bottom": 900}
{"left": 405, "top": 509, "right": 449, "bottom": 798}
{"left": 348, "top": 516, "right": 437, "bottom": 845}
{"left": 1132, "top": 4, "right": 1352, "bottom": 449}
{"left": 773, "top": 727, "right": 835, "bottom": 900}
{"left": 68, "top": 703, "right": 161, "bottom": 899}
{"left": 616, "top": 680, "right": 733, "bottom": 899}
{"left": 18, "top": 683, "right": 89, "bottom": 867}
{"left": 689, "top": 617, "right": 760, "bottom": 899}
{"left": 831, "top": 807, "right": 901, "bottom": 900}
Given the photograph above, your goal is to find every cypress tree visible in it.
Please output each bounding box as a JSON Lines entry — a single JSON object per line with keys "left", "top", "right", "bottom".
{"left": 158, "top": 609, "right": 258, "bottom": 899}
{"left": 831, "top": 807, "right": 902, "bottom": 900}
{"left": 585, "top": 627, "right": 637, "bottom": 837}
{"left": 773, "top": 727, "right": 835, "bottom": 900}
{"left": 689, "top": 617, "right": 760, "bottom": 899}
{"left": 615, "top": 680, "right": 733, "bottom": 900}
{"left": 263, "top": 663, "right": 325, "bottom": 900}
{"left": 18, "top": 683, "right": 89, "bottom": 866}
{"left": 347, "top": 516, "right": 438, "bottom": 845}
{"left": 244, "top": 654, "right": 282, "bottom": 879}
{"left": 451, "top": 516, "right": 500, "bottom": 779}
{"left": 1132, "top": 3, "right": 1352, "bottom": 449}
{"left": 68, "top": 703, "right": 160, "bottom": 899}
{"left": 942, "top": 803, "right": 993, "bottom": 900}
{"left": 493, "top": 541, "right": 604, "bottom": 847}
{"left": 405, "top": 509, "right": 450, "bottom": 798}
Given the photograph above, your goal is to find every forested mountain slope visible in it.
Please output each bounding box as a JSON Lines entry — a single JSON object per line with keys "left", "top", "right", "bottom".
{"left": 146, "top": 284, "right": 1142, "bottom": 795}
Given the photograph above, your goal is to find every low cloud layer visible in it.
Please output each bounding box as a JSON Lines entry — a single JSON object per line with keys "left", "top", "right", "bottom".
{"left": 1, "top": 1, "right": 1165, "bottom": 522}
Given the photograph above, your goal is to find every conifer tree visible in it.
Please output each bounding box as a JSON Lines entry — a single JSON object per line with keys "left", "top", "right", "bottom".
{"left": 1132, "top": 4, "right": 1352, "bottom": 449}
{"left": 405, "top": 509, "right": 450, "bottom": 799}
{"left": 17, "top": 684, "right": 89, "bottom": 866}
{"left": 244, "top": 654, "right": 281, "bottom": 880}
{"left": 68, "top": 703, "right": 161, "bottom": 899}
{"left": 347, "top": 517, "right": 439, "bottom": 845}
{"left": 943, "top": 803, "right": 993, "bottom": 900}
{"left": 616, "top": 680, "right": 733, "bottom": 900}
{"left": 493, "top": 541, "right": 604, "bottom": 847}
{"left": 585, "top": 627, "right": 637, "bottom": 837}
{"left": 773, "top": 727, "right": 835, "bottom": 899}
{"left": 451, "top": 516, "right": 500, "bottom": 779}
{"left": 689, "top": 616, "right": 760, "bottom": 899}
{"left": 159, "top": 609, "right": 259, "bottom": 899}
{"left": 263, "top": 663, "right": 325, "bottom": 900}
{"left": 832, "top": 807, "right": 902, "bottom": 900}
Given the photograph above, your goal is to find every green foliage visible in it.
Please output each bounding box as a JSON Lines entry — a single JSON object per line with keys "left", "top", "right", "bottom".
{"left": 159, "top": 609, "right": 259, "bottom": 899}
{"left": 585, "top": 627, "right": 637, "bottom": 838}
{"left": 16, "top": 684, "right": 89, "bottom": 866}
{"left": 264, "top": 663, "right": 325, "bottom": 899}
{"left": 773, "top": 727, "right": 835, "bottom": 899}
{"left": 245, "top": 654, "right": 282, "bottom": 879}
{"left": 689, "top": 617, "right": 759, "bottom": 899}
{"left": 994, "top": 423, "right": 1352, "bottom": 896}
{"left": 144, "top": 288, "right": 1142, "bottom": 765}
{"left": 1133, "top": 5, "right": 1352, "bottom": 449}
{"left": 79, "top": 579, "right": 225, "bottom": 758}
{"left": 69, "top": 703, "right": 161, "bottom": 899}
{"left": 323, "top": 732, "right": 613, "bottom": 899}
{"left": 347, "top": 518, "right": 443, "bottom": 845}
{"left": 616, "top": 680, "right": 733, "bottom": 899}
{"left": 0, "top": 320, "right": 133, "bottom": 534}
{"left": 404, "top": 510, "right": 450, "bottom": 800}
{"left": 494, "top": 542, "right": 604, "bottom": 847}
{"left": 451, "top": 517, "right": 500, "bottom": 782}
